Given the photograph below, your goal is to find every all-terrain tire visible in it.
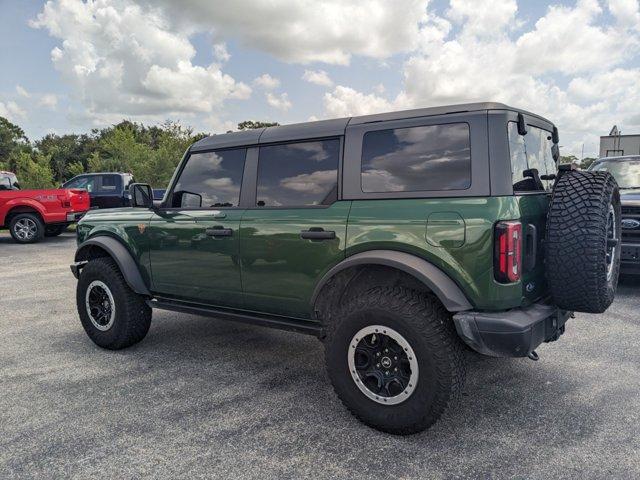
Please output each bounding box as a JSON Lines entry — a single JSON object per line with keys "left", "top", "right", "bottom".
{"left": 545, "top": 170, "right": 621, "bottom": 313}
{"left": 45, "top": 225, "right": 65, "bottom": 237}
{"left": 9, "top": 212, "right": 45, "bottom": 244}
{"left": 76, "top": 257, "right": 152, "bottom": 349}
{"left": 323, "top": 286, "right": 465, "bottom": 435}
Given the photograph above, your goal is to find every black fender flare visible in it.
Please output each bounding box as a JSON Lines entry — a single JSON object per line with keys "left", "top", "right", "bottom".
{"left": 311, "top": 250, "right": 473, "bottom": 312}
{"left": 73, "top": 236, "right": 151, "bottom": 296}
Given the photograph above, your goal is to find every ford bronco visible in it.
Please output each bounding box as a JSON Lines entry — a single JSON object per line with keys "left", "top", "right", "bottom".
{"left": 0, "top": 171, "right": 90, "bottom": 243}
{"left": 70, "top": 103, "right": 621, "bottom": 434}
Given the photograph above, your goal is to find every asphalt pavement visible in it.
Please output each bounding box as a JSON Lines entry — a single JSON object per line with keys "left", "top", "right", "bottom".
{"left": 1, "top": 231, "right": 639, "bottom": 479}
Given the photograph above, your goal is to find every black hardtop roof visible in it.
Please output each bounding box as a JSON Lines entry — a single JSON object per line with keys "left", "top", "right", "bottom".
{"left": 190, "top": 102, "right": 553, "bottom": 152}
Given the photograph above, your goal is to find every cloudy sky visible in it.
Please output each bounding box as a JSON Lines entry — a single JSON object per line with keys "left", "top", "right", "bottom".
{"left": 0, "top": 0, "right": 639, "bottom": 157}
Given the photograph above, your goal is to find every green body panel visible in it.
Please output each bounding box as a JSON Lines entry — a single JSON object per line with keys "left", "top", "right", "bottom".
{"left": 239, "top": 201, "right": 351, "bottom": 318}
{"left": 147, "top": 209, "right": 244, "bottom": 307}
{"left": 76, "top": 208, "right": 155, "bottom": 283}
{"left": 514, "top": 193, "right": 550, "bottom": 303}
{"left": 426, "top": 212, "right": 466, "bottom": 248}
{"left": 346, "top": 197, "right": 542, "bottom": 311}
{"left": 76, "top": 194, "right": 549, "bottom": 316}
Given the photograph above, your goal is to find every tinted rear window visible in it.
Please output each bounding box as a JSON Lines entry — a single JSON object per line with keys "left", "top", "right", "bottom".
{"left": 256, "top": 139, "right": 340, "bottom": 207}
{"left": 96, "top": 174, "right": 122, "bottom": 193}
{"left": 361, "top": 123, "right": 471, "bottom": 193}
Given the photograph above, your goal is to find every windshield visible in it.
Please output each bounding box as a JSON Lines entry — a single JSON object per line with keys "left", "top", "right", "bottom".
{"left": 0, "top": 173, "right": 19, "bottom": 190}
{"left": 590, "top": 159, "right": 640, "bottom": 189}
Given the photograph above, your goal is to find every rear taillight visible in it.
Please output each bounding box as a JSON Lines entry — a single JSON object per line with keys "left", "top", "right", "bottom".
{"left": 57, "top": 194, "right": 71, "bottom": 208}
{"left": 494, "top": 221, "right": 522, "bottom": 283}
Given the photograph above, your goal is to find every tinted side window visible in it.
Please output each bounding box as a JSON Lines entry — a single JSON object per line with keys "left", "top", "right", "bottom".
{"left": 96, "top": 174, "right": 122, "bottom": 193}
{"left": 172, "top": 149, "right": 246, "bottom": 208}
{"left": 257, "top": 139, "right": 340, "bottom": 207}
{"left": 508, "top": 122, "right": 557, "bottom": 192}
{"left": 65, "top": 176, "right": 97, "bottom": 192}
{"left": 361, "top": 123, "right": 471, "bottom": 193}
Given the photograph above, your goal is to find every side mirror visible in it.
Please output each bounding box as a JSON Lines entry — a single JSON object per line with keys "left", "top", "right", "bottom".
{"left": 130, "top": 183, "right": 154, "bottom": 208}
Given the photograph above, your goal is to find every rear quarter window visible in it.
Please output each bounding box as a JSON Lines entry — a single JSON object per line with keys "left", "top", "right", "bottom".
{"left": 361, "top": 123, "right": 471, "bottom": 193}
{"left": 96, "top": 174, "right": 122, "bottom": 193}
{"left": 508, "top": 122, "right": 557, "bottom": 192}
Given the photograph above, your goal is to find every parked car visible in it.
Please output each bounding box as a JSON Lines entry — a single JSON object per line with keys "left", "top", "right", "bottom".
{"left": 1, "top": 172, "right": 90, "bottom": 243}
{"left": 70, "top": 103, "right": 621, "bottom": 434}
{"left": 0, "top": 171, "right": 20, "bottom": 190}
{"left": 62, "top": 172, "right": 134, "bottom": 209}
{"left": 152, "top": 189, "right": 166, "bottom": 201}
{"left": 590, "top": 155, "right": 640, "bottom": 274}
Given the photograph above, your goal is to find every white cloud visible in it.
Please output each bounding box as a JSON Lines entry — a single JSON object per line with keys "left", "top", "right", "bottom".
{"left": 135, "top": 0, "right": 427, "bottom": 65}
{"left": 253, "top": 74, "right": 280, "bottom": 90}
{"left": 322, "top": 0, "right": 640, "bottom": 157}
{"left": 213, "top": 42, "right": 230, "bottom": 62}
{"left": 266, "top": 92, "right": 292, "bottom": 111}
{"left": 608, "top": 0, "right": 640, "bottom": 28}
{"left": 302, "top": 69, "right": 333, "bottom": 87}
{"left": 15, "top": 85, "right": 30, "bottom": 98}
{"left": 514, "top": 0, "right": 637, "bottom": 75}
{"left": 30, "top": 0, "right": 250, "bottom": 122}
{"left": 38, "top": 94, "right": 58, "bottom": 109}
{"left": 207, "top": 116, "right": 236, "bottom": 134}
{"left": 446, "top": 0, "right": 518, "bottom": 37}
{"left": 0, "top": 101, "right": 27, "bottom": 121}
{"left": 323, "top": 86, "right": 395, "bottom": 117}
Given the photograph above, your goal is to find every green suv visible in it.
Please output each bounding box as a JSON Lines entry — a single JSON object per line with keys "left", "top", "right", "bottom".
{"left": 71, "top": 103, "right": 622, "bottom": 434}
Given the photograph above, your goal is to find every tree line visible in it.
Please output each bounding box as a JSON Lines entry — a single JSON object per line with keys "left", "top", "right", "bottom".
{"left": 0, "top": 117, "right": 278, "bottom": 189}
{"left": 1, "top": 114, "right": 597, "bottom": 190}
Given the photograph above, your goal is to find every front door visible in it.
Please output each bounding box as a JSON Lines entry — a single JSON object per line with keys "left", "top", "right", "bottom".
{"left": 240, "top": 138, "right": 349, "bottom": 318}
{"left": 148, "top": 148, "right": 247, "bottom": 308}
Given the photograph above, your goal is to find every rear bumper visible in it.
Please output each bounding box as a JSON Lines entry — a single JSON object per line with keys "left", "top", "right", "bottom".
{"left": 66, "top": 211, "right": 86, "bottom": 222}
{"left": 453, "top": 302, "right": 572, "bottom": 358}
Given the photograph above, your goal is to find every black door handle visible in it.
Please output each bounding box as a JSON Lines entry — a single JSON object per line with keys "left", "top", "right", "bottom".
{"left": 300, "top": 228, "right": 336, "bottom": 241}
{"left": 206, "top": 227, "right": 233, "bottom": 237}
{"left": 524, "top": 224, "right": 537, "bottom": 272}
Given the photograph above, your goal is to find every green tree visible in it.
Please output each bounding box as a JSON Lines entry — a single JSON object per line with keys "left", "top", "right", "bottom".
{"left": 237, "top": 120, "right": 279, "bottom": 131}
{"left": 581, "top": 157, "right": 597, "bottom": 169}
{"left": 559, "top": 155, "right": 578, "bottom": 165}
{"left": 35, "top": 133, "right": 98, "bottom": 183}
{"left": 14, "top": 151, "right": 56, "bottom": 189}
{"left": 0, "top": 116, "right": 30, "bottom": 172}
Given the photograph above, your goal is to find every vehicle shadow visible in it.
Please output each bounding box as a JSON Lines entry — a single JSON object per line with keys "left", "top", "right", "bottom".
{"left": 63, "top": 310, "right": 601, "bottom": 436}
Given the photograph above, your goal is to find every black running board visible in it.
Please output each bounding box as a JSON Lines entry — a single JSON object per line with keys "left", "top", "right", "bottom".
{"left": 148, "top": 298, "right": 322, "bottom": 337}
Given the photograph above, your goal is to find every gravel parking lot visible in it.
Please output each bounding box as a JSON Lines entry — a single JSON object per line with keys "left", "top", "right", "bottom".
{"left": 1, "top": 231, "right": 639, "bottom": 479}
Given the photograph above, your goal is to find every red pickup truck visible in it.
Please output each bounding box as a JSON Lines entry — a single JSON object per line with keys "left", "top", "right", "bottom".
{"left": 0, "top": 171, "right": 90, "bottom": 243}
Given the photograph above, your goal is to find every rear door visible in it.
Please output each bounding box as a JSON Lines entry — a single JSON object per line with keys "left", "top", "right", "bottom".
{"left": 92, "top": 174, "right": 125, "bottom": 209}
{"left": 507, "top": 115, "right": 558, "bottom": 302}
{"left": 148, "top": 148, "right": 247, "bottom": 307}
{"left": 239, "top": 138, "right": 349, "bottom": 318}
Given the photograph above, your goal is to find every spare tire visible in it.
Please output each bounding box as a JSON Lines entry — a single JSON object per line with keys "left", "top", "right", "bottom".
{"left": 545, "top": 170, "right": 621, "bottom": 313}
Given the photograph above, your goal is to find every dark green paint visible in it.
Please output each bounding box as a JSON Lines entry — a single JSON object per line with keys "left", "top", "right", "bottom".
{"left": 76, "top": 193, "right": 548, "bottom": 317}
{"left": 239, "top": 202, "right": 351, "bottom": 318}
